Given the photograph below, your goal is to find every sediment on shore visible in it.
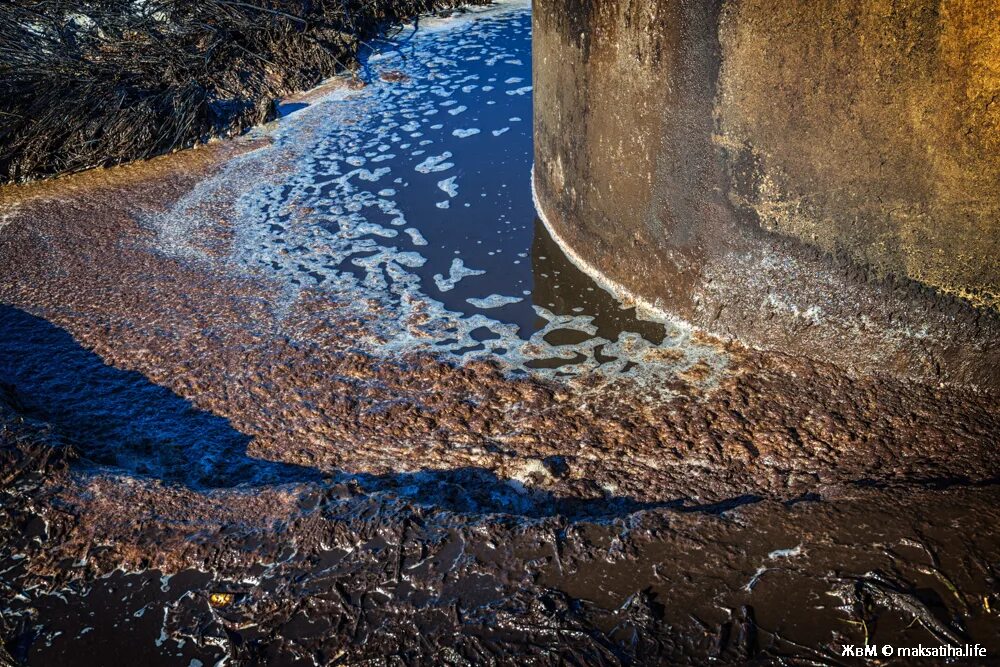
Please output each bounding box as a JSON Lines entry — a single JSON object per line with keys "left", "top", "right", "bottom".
{"left": 0, "top": 0, "right": 488, "bottom": 184}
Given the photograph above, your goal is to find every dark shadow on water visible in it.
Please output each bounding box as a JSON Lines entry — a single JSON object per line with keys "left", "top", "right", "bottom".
{"left": 342, "top": 467, "right": 686, "bottom": 520}
{"left": 679, "top": 494, "right": 764, "bottom": 515}
{"left": 0, "top": 304, "right": 757, "bottom": 520}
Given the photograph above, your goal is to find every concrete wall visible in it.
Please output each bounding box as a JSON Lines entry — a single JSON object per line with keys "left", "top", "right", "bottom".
{"left": 533, "top": 0, "right": 1000, "bottom": 390}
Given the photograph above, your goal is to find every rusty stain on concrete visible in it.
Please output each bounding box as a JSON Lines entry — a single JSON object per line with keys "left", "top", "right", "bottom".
{"left": 717, "top": 0, "right": 1000, "bottom": 310}
{"left": 533, "top": 0, "right": 1000, "bottom": 390}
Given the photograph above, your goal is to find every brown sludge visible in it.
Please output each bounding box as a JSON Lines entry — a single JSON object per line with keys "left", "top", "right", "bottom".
{"left": 0, "top": 114, "right": 998, "bottom": 664}
{"left": 2, "top": 0, "right": 1000, "bottom": 663}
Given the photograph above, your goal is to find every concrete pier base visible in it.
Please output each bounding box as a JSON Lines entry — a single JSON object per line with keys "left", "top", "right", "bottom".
{"left": 533, "top": 0, "right": 1000, "bottom": 390}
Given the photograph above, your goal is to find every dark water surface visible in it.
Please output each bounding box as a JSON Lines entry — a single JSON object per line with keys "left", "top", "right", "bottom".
{"left": 3, "top": 3, "right": 1000, "bottom": 665}
{"left": 156, "top": 2, "right": 727, "bottom": 388}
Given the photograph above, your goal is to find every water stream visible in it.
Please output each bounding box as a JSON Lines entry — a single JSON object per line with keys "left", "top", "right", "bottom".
{"left": 154, "top": 1, "right": 728, "bottom": 393}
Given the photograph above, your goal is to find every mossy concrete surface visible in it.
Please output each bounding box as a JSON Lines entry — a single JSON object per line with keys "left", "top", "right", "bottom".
{"left": 717, "top": 0, "right": 1000, "bottom": 310}
{"left": 534, "top": 0, "right": 1000, "bottom": 390}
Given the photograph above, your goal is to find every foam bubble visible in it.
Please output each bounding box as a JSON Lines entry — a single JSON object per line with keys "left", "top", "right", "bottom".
{"left": 150, "top": 1, "right": 729, "bottom": 397}
{"left": 433, "top": 258, "right": 486, "bottom": 292}
{"left": 467, "top": 294, "right": 524, "bottom": 309}
{"left": 415, "top": 153, "right": 454, "bottom": 173}
{"left": 437, "top": 176, "right": 459, "bottom": 197}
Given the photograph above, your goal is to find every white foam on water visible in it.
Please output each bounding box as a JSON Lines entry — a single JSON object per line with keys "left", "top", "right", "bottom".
{"left": 434, "top": 258, "right": 486, "bottom": 292}
{"left": 437, "top": 176, "right": 459, "bottom": 197}
{"left": 416, "top": 153, "right": 454, "bottom": 173}
{"left": 149, "top": 2, "right": 728, "bottom": 395}
{"left": 404, "top": 228, "right": 429, "bottom": 246}
{"left": 467, "top": 294, "right": 524, "bottom": 309}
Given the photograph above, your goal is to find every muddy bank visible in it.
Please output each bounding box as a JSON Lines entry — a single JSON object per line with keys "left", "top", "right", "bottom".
{"left": 0, "top": 0, "right": 488, "bottom": 183}
{"left": 3, "top": 403, "right": 1000, "bottom": 664}
{"left": 2, "top": 166, "right": 999, "bottom": 508}
{"left": 1, "top": 95, "right": 999, "bottom": 662}
{"left": 1, "top": 4, "right": 999, "bottom": 662}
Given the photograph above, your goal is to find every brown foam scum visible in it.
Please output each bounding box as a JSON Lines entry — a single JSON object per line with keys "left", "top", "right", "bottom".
{"left": 0, "top": 97, "right": 998, "bottom": 507}
{"left": 1, "top": 8, "right": 999, "bottom": 662}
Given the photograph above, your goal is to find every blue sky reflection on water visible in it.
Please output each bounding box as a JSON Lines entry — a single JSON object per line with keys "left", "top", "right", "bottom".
{"left": 156, "top": 1, "right": 728, "bottom": 390}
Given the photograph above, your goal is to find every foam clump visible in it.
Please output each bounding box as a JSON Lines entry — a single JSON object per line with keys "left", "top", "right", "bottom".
{"left": 151, "top": 1, "right": 728, "bottom": 396}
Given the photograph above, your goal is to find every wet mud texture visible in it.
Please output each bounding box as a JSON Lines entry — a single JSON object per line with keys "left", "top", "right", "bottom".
{"left": 533, "top": 0, "right": 1000, "bottom": 391}
{"left": 1, "top": 5, "right": 999, "bottom": 661}
{"left": 2, "top": 161, "right": 999, "bottom": 508}
{"left": 3, "top": 407, "right": 1000, "bottom": 665}
{"left": 0, "top": 118, "right": 999, "bottom": 663}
